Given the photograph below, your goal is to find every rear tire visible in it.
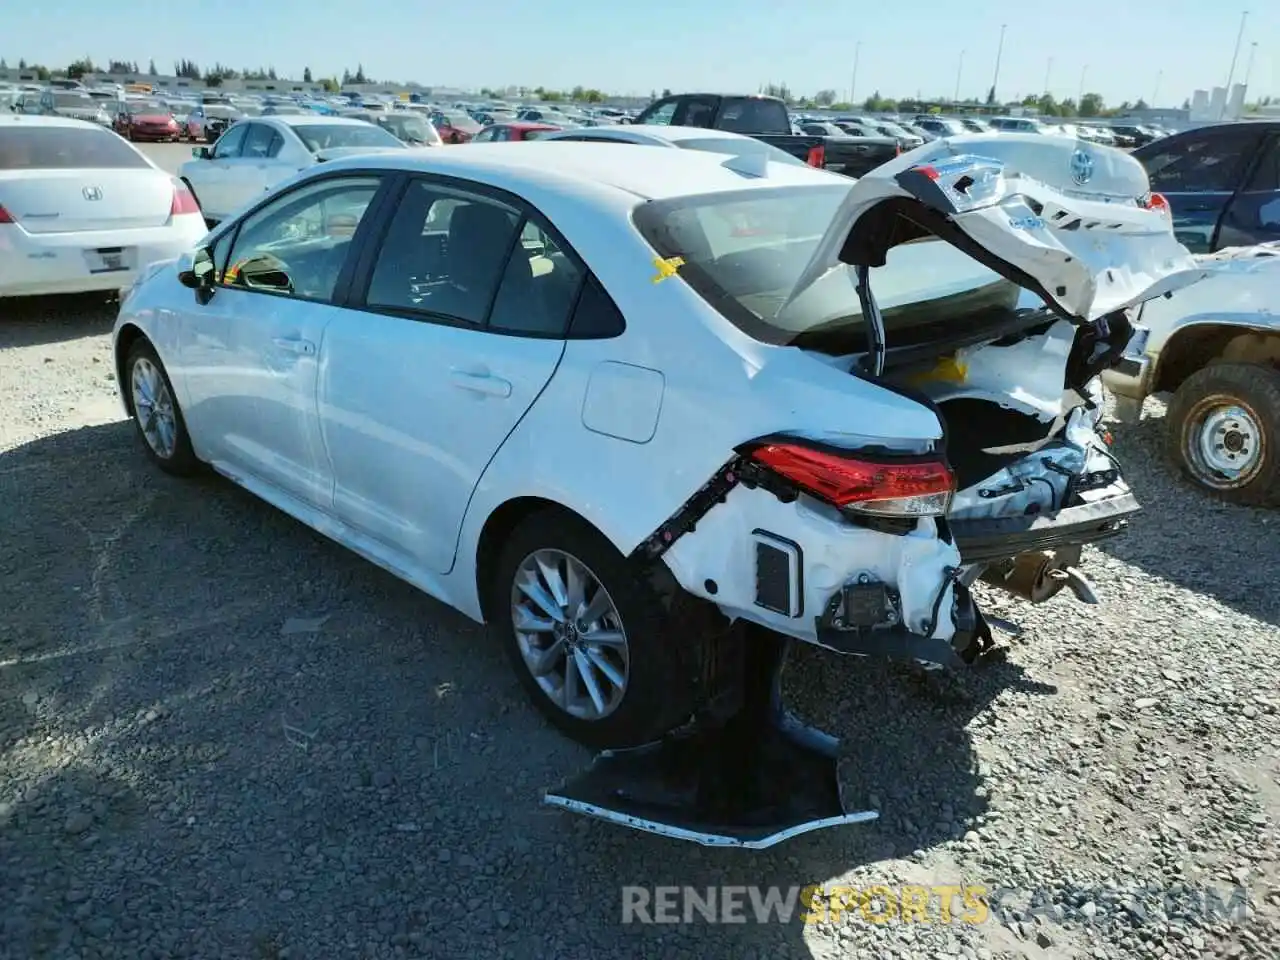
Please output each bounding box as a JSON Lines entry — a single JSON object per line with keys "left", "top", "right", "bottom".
{"left": 124, "top": 339, "right": 201, "bottom": 477}
{"left": 1166, "top": 361, "right": 1280, "bottom": 506}
{"left": 489, "top": 508, "right": 714, "bottom": 750}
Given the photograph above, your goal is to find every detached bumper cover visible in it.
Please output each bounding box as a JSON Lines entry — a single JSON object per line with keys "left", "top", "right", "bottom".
{"left": 951, "top": 491, "right": 1141, "bottom": 564}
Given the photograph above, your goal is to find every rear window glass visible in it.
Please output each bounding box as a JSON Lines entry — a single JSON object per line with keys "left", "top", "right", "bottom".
{"left": 716, "top": 98, "right": 790, "bottom": 135}
{"left": 632, "top": 184, "right": 1027, "bottom": 354}
{"left": 0, "top": 127, "right": 150, "bottom": 170}
{"left": 288, "top": 122, "right": 404, "bottom": 152}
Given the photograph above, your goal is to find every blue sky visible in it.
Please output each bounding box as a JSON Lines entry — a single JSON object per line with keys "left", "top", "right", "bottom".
{"left": 5, "top": 0, "right": 1276, "bottom": 105}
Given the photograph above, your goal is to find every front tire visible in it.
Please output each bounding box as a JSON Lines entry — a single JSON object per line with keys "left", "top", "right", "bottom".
{"left": 490, "top": 509, "right": 711, "bottom": 750}
{"left": 125, "top": 339, "right": 200, "bottom": 477}
{"left": 1167, "top": 361, "right": 1280, "bottom": 506}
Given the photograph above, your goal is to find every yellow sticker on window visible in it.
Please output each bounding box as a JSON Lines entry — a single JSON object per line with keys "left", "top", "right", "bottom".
{"left": 651, "top": 256, "right": 686, "bottom": 284}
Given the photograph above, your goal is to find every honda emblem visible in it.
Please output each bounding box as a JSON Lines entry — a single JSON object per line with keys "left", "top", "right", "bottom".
{"left": 83, "top": 186, "right": 103, "bottom": 201}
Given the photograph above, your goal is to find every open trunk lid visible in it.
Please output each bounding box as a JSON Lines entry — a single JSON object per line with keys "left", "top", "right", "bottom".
{"left": 777, "top": 133, "right": 1212, "bottom": 328}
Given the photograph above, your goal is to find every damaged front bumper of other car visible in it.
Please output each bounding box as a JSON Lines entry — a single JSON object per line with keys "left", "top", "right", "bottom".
{"left": 546, "top": 135, "right": 1211, "bottom": 848}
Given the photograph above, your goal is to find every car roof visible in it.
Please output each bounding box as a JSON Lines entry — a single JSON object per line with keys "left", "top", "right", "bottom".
{"left": 316, "top": 140, "right": 841, "bottom": 202}
{"left": 0, "top": 113, "right": 106, "bottom": 130}
{"left": 262, "top": 114, "right": 371, "bottom": 127}
{"left": 547, "top": 125, "right": 762, "bottom": 145}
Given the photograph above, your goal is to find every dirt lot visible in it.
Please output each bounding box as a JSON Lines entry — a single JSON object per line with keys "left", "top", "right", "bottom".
{"left": 0, "top": 143, "right": 1278, "bottom": 960}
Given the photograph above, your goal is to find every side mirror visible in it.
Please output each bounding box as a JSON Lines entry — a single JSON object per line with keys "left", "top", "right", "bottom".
{"left": 192, "top": 146, "right": 211, "bottom": 159}
{"left": 177, "top": 246, "right": 217, "bottom": 304}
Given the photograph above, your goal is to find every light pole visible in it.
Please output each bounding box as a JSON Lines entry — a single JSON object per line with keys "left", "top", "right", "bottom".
{"left": 1221, "top": 9, "right": 1249, "bottom": 118}
{"left": 1044, "top": 56, "right": 1053, "bottom": 97}
{"left": 1152, "top": 70, "right": 1162, "bottom": 107}
{"left": 954, "top": 49, "right": 966, "bottom": 103}
{"left": 991, "top": 23, "right": 1007, "bottom": 102}
{"left": 1243, "top": 41, "right": 1258, "bottom": 88}
{"left": 851, "top": 42, "right": 862, "bottom": 106}
{"left": 1078, "top": 64, "right": 1088, "bottom": 107}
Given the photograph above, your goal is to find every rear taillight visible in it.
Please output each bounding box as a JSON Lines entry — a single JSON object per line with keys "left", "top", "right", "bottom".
{"left": 0, "top": 204, "right": 13, "bottom": 224}
{"left": 750, "top": 442, "right": 955, "bottom": 518}
{"left": 170, "top": 178, "right": 200, "bottom": 216}
{"left": 805, "top": 144, "right": 825, "bottom": 167}
{"left": 1146, "top": 192, "right": 1171, "bottom": 217}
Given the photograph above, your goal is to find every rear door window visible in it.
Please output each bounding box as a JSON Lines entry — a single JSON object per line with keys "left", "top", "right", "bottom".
{"left": 1142, "top": 128, "right": 1263, "bottom": 193}
{"left": 1243, "top": 136, "right": 1280, "bottom": 193}
{"left": 0, "top": 127, "right": 150, "bottom": 169}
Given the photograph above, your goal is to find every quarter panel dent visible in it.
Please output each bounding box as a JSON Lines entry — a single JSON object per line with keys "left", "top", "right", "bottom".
{"left": 662, "top": 484, "right": 962, "bottom": 647}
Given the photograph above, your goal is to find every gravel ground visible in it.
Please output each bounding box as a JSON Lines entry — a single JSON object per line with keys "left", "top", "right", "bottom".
{"left": 1, "top": 145, "right": 1278, "bottom": 960}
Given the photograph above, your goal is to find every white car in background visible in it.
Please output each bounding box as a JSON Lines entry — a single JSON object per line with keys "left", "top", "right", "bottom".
{"left": 536, "top": 124, "right": 812, "bottom": 166}
{"left": 0, "top": 115, "right": 206, "bottom": 299}
{"left": 177, "top": 115, "right": 408, "bottom": 224}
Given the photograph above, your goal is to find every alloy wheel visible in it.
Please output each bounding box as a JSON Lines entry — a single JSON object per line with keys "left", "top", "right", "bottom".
{"left": 510, "top": 548, "right": 630, "bottom": 721}
{"left": 130, "top": 357, "right": 178, "bottom": 460}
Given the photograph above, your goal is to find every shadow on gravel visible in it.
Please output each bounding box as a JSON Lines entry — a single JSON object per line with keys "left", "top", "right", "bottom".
{"left": 0, "top": 293, "right": 119, "bottom": 349}
{"left": 0, "top": 421, "right": 1054, "bottom": 960}
{"left": 1098, "top": 406, "right": 1279, "bottom": 628}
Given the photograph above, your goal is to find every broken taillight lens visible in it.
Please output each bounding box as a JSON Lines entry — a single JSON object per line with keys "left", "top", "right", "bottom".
{"left": 805, "top": 144, "right": 825, "bottom": 167}
{"left": 750, "top": 443, "right": 955, "bottom": 517}
{"left": 0, "top": 203, "right": 13, "bottom": 224}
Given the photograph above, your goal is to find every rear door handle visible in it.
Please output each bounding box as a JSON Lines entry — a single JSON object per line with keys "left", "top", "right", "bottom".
{"left": 272, "top": 337, "right": 316, "bottom": 356}
{"left": 449, "top": 369, "right": 512, "bottom": 398}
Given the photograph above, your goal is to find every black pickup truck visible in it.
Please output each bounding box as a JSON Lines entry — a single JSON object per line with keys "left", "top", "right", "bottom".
{"left": 629, "top": 93, "right": 901, "bottom": 177}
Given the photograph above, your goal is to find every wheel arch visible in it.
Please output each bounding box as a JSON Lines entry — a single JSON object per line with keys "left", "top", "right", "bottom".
{"left": 472, "top": 495, "right": 682, "bottom": 624}
{"left": 114, "top": 322, "right": 150, "bottom": 416}
{"left": 1153, "top": 320, "right": 1280, "bottom": 394}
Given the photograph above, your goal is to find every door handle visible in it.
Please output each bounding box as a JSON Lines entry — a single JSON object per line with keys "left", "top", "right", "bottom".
{"left": 272, "top": 337, "right": 316, "bottom": 356}
{"left": 449, "top": 369, "right": 512, "bottom": 398}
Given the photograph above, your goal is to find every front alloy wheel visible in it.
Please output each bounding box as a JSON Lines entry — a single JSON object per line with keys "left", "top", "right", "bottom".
{"left": 125, "top": 340, "right": 200, "bottom": 476}
{"left": 1168, "top": 361, "right": 1280, "bottom": 506}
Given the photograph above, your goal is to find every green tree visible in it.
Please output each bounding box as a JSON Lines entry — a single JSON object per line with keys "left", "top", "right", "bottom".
{"left": 0, "top": 58, "right": 7, "bottom": 69}
{"left": 353, "top": 63, "right": 367, "bottom": 83}
{"left": 148, "top": 59, "right": 158, "bottom": 75}
{"left": 66, "top": 57, "right": 95, "bottom": 80}
{"left": 303, "top": 66, "right": 313, "bottom": 83}
{"left": 321, "top": 77, "right": 339, "bottom": 93}
{"left": 1078, "top": 92, "right": 1104, "bottom": 117}
{"left": 1059, "top": 97, "right": 1078, "bottom": 117}
{"left": 814, "top": 88, "right": 836, "bottom": 106}
{"left": 661, "top": 88, "right": 672, "bottom": 98}
{"left": 18, "top": 58, "right": 27, "bottom": 69}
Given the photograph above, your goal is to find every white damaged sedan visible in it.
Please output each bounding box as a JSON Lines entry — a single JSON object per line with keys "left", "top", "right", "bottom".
{"left": 113, "top": 136, "right": 1211, "bottom": 845}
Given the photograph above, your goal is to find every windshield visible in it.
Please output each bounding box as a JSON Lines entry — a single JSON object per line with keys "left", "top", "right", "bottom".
{"left": 0, "top": 126, "right": 150, "bottom": 169}
{"left": 632, "top": 184, "right": 1026, "bottom": 354}
{"left": 289, "top": 122, "right": 404, "bottom": 151}
{"left": 378, "top": 114, "right": 441, "bottom": 144}
{"left": 128, "top": 101, "right": 168, "bottom": 115}
{"left": 205, "top": 106, "right": 240, "bottom": 119}
{"left": 440, "top": 112, "right": 480, "bottom": 131}
{"left": 675, "top": 137, "right": 805, "bottom": 166}
{"left": 54, "top": 92, "right": 95, "bottom": 109}
{"left": 875, "top": 121, "right": 910, "bottom": 136}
